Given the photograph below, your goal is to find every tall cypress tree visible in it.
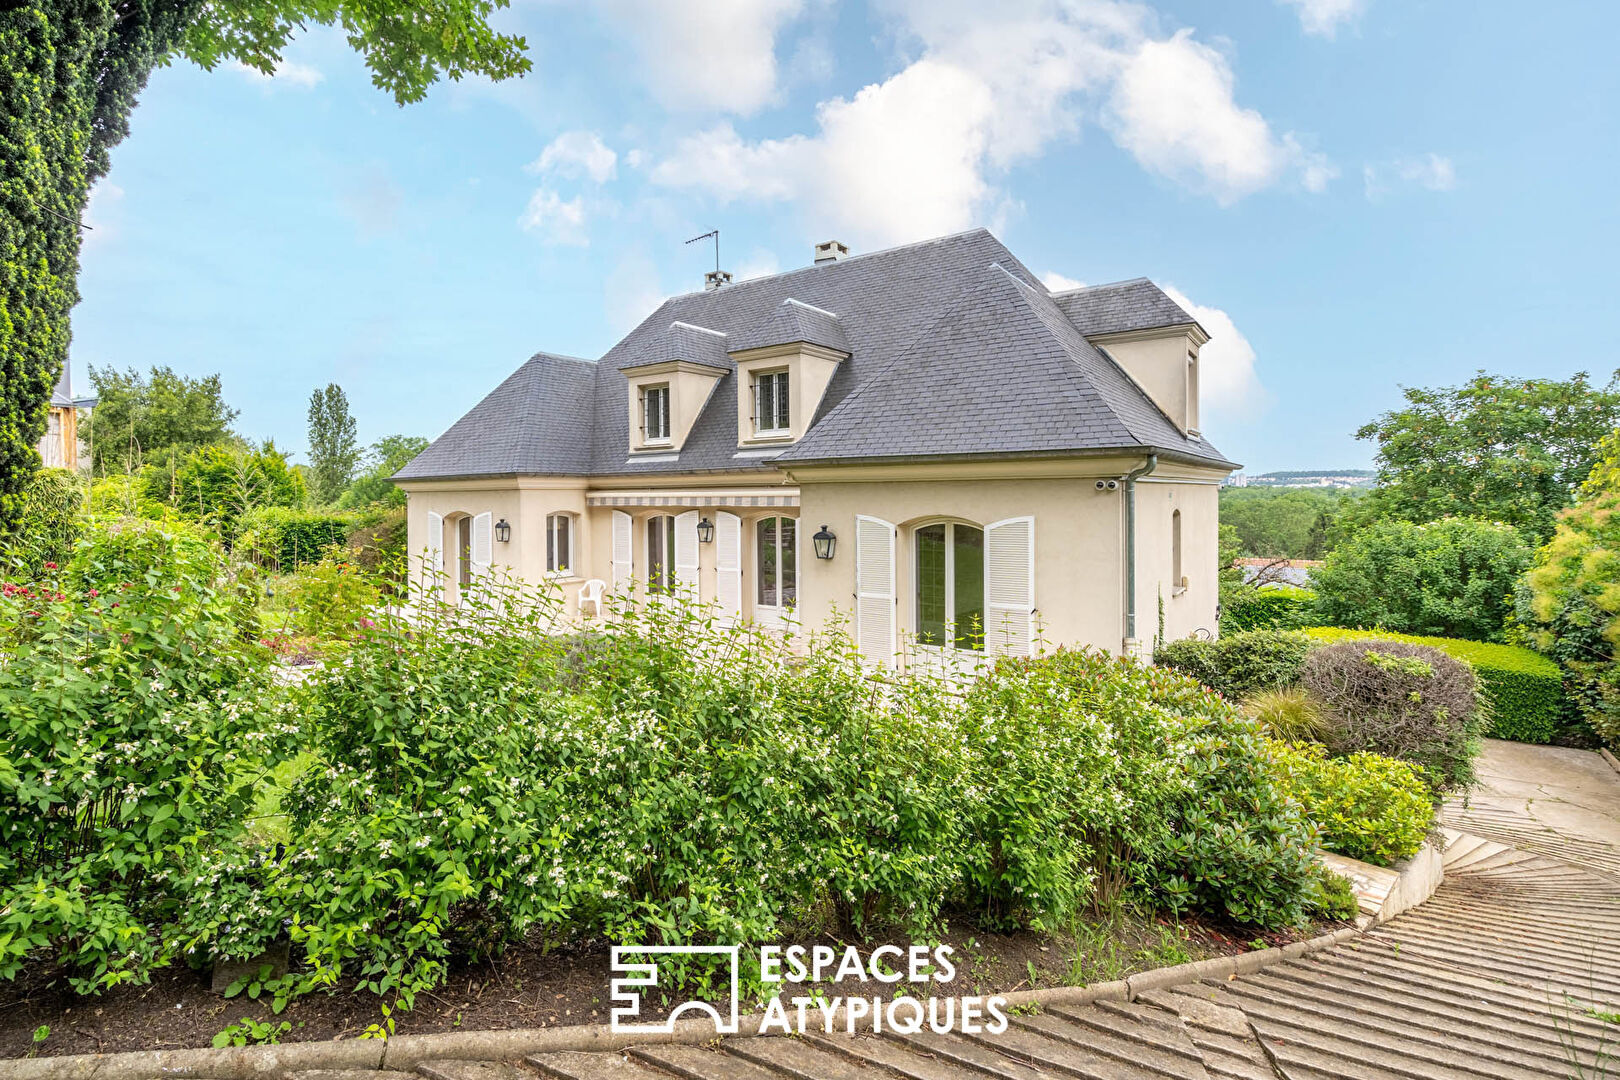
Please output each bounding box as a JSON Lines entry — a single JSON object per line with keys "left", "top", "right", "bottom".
{"left": 0, "top": 0, "right": 529, "bottom": 531}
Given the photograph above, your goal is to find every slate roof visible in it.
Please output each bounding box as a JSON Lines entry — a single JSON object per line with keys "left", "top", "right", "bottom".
{"left": 395, "top": 352, "right": 596, "bottom": 479}
{"left": 1053, "top": 278, "right": 1204, "bottom": 338}
{"left": 728, "top": 298, "right": 850, "bottom": 355}
{"left": 616, "top": 321, "right": 731, "bottom": 372}
{"left": 395, "top": 229, "right": 1234, "bottom": 481}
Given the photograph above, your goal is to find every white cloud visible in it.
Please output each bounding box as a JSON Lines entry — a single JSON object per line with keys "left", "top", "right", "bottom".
{"left": 82, "top": 181, "right": 124, "bottom": 247}
{"left": 1398, "top": 152, "right": 1456, "bottom": 191}
{"left": 605, "top": 251, "right": 668, "bottom": 334}
{"left": 735, "top": 249, "right": 782, "bottom": 281}
{"left": 1162, "top": 285, "right": 1270, "bottom": 419}
{"left": 231, "top": 57, "right": 324, "bottom": 89}
{"left": 530, "top": 131, "right": 618, "bottom": 184}
{"left": 518, "top": 188, "right": 589, "bottom": 245}
{"left": 1041, "top": 271, "right": 1086, "bottom": 292}
{"left": 1105, "top": 30, "right": 1329, "bottom": 204}
{"left": 1364, "top": 152, "right": 1456, "bottom": 199}
{"left": 1279, "top": 0, "right": 1366, "bottom": 38}
{"left": 651, "top": 1, "right": 1332, "bottom": 245}
{"left": 590, "top": 0, "right": 806, "bottom": 114}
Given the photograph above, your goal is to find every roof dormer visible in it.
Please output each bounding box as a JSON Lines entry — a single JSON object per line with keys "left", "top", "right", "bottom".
{"left": 728, "top": 298, "right": 850, "bottom": 449}
{"left": 1087, "top": 323, "right": 1210, "bottom": 436}
{"left": 621, "top": 321, "right": 728, "bottom": 453}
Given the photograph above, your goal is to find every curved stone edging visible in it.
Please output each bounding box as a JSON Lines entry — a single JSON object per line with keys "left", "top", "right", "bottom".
{"left": 1601, "top": 746, "right": 1620, "bottom": 778}
{"left": 0, "top": 846, "right": 1436, "bottom": 1080}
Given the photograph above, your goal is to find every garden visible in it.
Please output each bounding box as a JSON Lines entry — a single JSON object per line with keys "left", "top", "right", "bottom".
{"left": 0, "top": 510, "right": 1432, "bottom": 1056}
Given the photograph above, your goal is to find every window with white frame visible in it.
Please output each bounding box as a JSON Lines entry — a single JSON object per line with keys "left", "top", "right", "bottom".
{"left": 756, "top": 516, "right": 797, "bottom": 608}
{"left": 641, "top": 384, "right": 671, "bottom": 442}
{"left": 646, "top": 514, "right": 676, "bottom": 593}
{"left": 915, "top": 522, "right": 985, "bottom": 651}
{"left": 752, "top": 370, "right": 790, "bottom": 435}
{"left": 546, "top": 513, "right": 573, "bottom": 574}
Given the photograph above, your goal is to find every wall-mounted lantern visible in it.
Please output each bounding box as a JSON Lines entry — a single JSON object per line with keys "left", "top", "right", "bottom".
{"left": 812, "top": 524, "right": 836, "bottom": 560}
{"left": 696, "top": 516, "right": 715, "bottom": 544}
{"left": 494, "top": 518, "right": 512, "bottom": 543}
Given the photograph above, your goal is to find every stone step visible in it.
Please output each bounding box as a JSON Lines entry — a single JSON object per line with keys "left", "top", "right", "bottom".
{"left": 957, "top": 1021, "right": 1171, "bottom": 1079}
{"left": 629, "top": 1044, "right": 782, "bottom": 1080}
{"left": 804, "top": 1032, "right": 995, "bottom": 1080}
{"left": 885, "top": 1030, "right": 1059, "bottom": 1080}
{"left": 1008, "top": 1012, "right": 1208, "bottom": 1079}
{"left": 525, "top": 1054, "right": 653, "bottom": 1080}
{"left": 420, "top": 1062, "right": 539, "bottom": 1080}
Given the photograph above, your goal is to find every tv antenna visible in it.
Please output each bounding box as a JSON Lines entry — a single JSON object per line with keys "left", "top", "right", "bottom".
{"left": 685, "top": 229, "right": 720, "bottom": 273}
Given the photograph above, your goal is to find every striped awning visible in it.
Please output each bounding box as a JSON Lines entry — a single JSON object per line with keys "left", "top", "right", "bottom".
{"left": 586, "top": 488, "right": 800, "bottom": 508}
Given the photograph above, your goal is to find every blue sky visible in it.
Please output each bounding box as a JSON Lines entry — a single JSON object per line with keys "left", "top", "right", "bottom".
{"left": 71, "top": 0, "right": 1620, "bottom": 474}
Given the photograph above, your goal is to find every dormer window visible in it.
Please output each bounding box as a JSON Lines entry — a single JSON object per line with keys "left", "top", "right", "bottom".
{"left": 641, "top": 384, "right": 671, "bottom": 442}
{"left": 753, "top": 370, "right": 790, "bottom": 436}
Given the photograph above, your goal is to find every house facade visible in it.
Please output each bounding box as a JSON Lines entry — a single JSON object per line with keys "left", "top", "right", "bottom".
{"left": 37, "top": 369, "right": 95, "bottom": 471}
{"left": 395, "top": 229, "right": 1237, "bottom": 664}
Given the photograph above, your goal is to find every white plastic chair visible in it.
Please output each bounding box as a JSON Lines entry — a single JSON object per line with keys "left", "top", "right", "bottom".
{"left": 578, "top": 578, "right": 607, "bottom": 620}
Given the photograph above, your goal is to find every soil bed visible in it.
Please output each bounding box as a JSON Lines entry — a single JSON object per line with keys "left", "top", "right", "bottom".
{"left": 0, "top": 912, "right": 1344, "bottom": 1059}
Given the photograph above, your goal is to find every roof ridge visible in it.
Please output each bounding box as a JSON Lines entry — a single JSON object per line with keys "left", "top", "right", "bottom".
{"left": 1049, "top": 275, "right": 1151, "bottom": 296}
{"left": 529, "top": 350, "right": 598, "bottom": 366}
{"left": 663, "top": 227, "right": 996, "bottom": 299}
{"left": 782, "top": 297, "right": 838, "bottom": 318}
{"left": 670, "top": 320, "right": 727, "bottom": 337}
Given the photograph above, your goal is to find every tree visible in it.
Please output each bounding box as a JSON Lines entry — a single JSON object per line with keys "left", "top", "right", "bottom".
{"left": 1219, "top": 487, "right": 1360, "bottom": 560}
{"left": 0, "top": 1, "right": 529, "bottom": 534}
{"left": 153, "top": 441, "right": 304, "bottom": 538}
{"left": 306, "top": 383, "right": 359, "bottom": 504}
{"left": 339, "top": 434, "right": 428, "bottom": 509}
{"left": 1357, "top": 370, "right": 1620, "bottom": 542}
{"left": 1519, "top": 428, "right": 1620, "bottom": 749}
{"left": 1310, "top": 517, "right": 1532, "bottom": 643}
{"left": 83, "top": 365, "right": 237, "bottom": 471}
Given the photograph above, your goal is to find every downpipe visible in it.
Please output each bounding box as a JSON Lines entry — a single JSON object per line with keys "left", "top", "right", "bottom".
{"left": 1123, "top": 452, "right": 1158, "bottom": 650}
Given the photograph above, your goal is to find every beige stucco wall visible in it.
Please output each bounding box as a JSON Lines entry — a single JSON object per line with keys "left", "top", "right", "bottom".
{"left": 401, "top": 458, "right": 1225, "bottom": 656}
{"left": 399, "top": 476, "right": 590, "bottom": 613}
{"left": 1131, "top": 474, "right": 1222, "bottom": 648}
{"left": 1091, "top": 329, "right": 1204, "bottom": 435}
{"left": 789, "top": 461, "right": 1121, "bottom": 654}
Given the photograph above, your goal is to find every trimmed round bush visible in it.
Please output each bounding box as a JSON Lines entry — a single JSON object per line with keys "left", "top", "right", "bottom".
{"left": 1304, "top": 626, "right": 1563, "bottom": 744}
{"left": 1155, "top": 629, "right": 1311, "bottom": 700}
{"left": 1268, "top": 739, "right": 1434, "bottom": 866}
{"left": 1301, "top": 639, "right": 1483, "bottom": 794}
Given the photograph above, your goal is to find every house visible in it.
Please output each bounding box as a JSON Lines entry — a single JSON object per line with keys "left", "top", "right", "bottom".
{"left": 394, "top": 229, "right": 1237, "bottom": 664}
{"left": 38, "top": 368, "right": 96, "bottom": 471}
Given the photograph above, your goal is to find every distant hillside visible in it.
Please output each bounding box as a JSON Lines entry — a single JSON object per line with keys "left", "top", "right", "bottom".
{"left": 1228, "top": 469, "right": 1375, "bottom": 489}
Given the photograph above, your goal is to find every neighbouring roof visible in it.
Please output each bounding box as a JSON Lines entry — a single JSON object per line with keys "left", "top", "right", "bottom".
{"left": 395, "top": 229, "right": 1233, "bottom": 482}
{"left": 50, "top": 368, "right": 96, "bottom": 409}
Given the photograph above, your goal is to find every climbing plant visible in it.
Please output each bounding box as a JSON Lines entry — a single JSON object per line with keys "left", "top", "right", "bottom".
{"left": 0, "top": 0, "right": 530, "bottom": 531}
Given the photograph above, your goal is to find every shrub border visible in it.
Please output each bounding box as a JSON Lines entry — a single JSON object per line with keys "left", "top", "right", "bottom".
{"left": 0, "top": 841, "right": 1453, "bottom": 1080}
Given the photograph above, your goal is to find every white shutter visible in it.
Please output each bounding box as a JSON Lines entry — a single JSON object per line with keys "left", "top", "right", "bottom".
{"left": 611, "top": 510, "right": 633, "bottom": 589}
{"left": 855, "top": 515, "right": 896, "bottom": 666}
{"left": 716, "top": 511, "right": 742, "bottom": 621}
{"left": 986, "top": 516, "right": 1035, "bottom": 657}
{"left": 425, "top": 511, "right": 443, "bottom": 577}
{"left": 472, "top": 512, "right": 493, "bottom": 577}
{"left": 674, "top": 510, "right": 700, "bottom": 601}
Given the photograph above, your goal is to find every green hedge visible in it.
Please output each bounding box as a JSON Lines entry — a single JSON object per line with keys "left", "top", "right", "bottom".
{"left": 1223, "top": 587, "right": 1315, "bottom": 632}
{"left": 236, "top": 507, "right": 367, "bottom": 571}
{"left": 1154, "top": 630, "right": 1311, "bottom": 700}
{"left": 1303, "top": 627, "right": 1563, "bottom": 744}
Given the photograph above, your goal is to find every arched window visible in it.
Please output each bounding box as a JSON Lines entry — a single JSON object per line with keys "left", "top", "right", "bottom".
{"left": 1171, "top": 508, "right": 1183, "bottom": 590}
{"left": 756, "top": 517, "right": 797, "bottom": 608}
{"left": 915, "top": 522, "right": 985, "bottom": 651}
{"left": 646, "top": 514, "right": 676, "bottom": 593}
{"left": 546, "top": 513, "right": 573, "bottom": 574}
{"left": 456, "top": 515, "right": 473, "bottom": 589}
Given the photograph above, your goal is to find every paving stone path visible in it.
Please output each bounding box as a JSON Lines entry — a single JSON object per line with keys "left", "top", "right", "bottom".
{"left": 292, "top": 743, "right": 1620, "bottom": 1080}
